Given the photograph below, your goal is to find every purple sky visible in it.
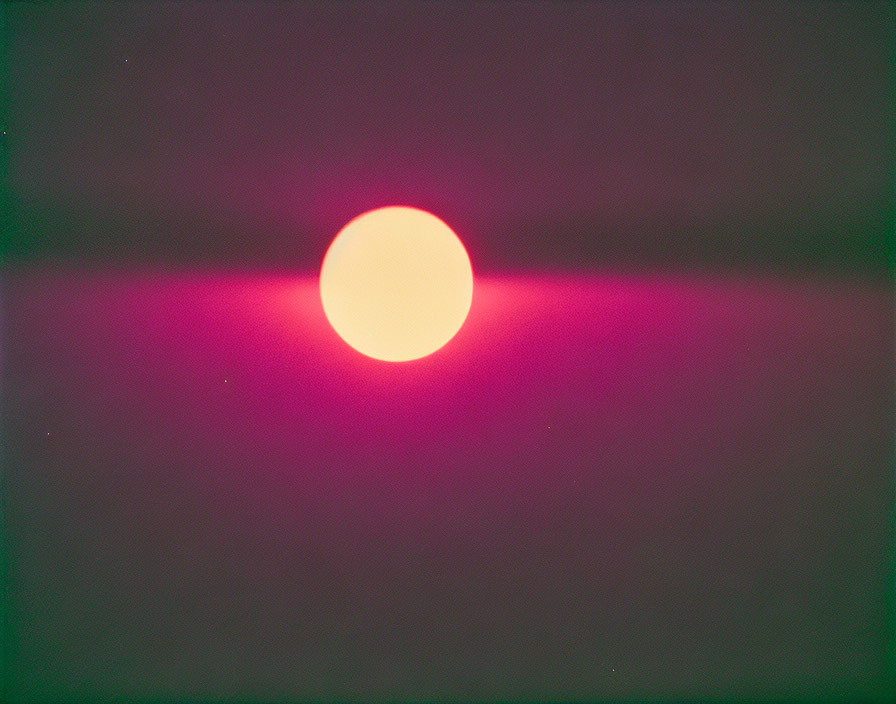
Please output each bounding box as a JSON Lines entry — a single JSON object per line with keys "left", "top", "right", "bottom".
{"left": 3, "top": 2, "right": 894, "bottom": 702}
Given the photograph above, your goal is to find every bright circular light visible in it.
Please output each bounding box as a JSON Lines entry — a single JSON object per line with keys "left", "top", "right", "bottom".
{"left": 320, "top": 206, "right": 474, "bottom": 362}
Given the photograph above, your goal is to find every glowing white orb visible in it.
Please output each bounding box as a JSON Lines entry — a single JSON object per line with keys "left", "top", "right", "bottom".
{"left": 320, "top": 206, "right": 473, "bottom": 362}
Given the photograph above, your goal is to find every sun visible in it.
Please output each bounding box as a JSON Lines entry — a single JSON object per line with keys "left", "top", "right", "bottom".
{"left": 319, "top": 206, "right": 474, "bottom": 362}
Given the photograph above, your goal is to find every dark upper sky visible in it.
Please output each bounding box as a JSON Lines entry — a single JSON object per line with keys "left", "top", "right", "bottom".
{"left": 4, "top": 1, "right": 892, "bottom": 270}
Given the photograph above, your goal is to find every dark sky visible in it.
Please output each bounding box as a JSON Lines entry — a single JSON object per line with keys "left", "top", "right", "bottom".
{"left": 5, "top": 270, "right": 893, "bottom": 702}
{"left": 4, "top": 1, "right": 892, "bottom": 270}
{"left": 2, "top": 3, "right": 895, "bottom": 703}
